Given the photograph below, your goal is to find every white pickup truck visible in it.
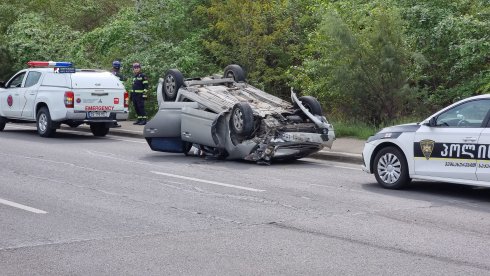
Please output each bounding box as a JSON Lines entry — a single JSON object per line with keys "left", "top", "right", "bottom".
{"left": 0, "top": 62, "right": 128, "bottom": 137}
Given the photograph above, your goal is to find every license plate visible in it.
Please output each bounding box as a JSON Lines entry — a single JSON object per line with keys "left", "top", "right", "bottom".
{"left": 88, "top": 111, "right": 109, "bottom": 118}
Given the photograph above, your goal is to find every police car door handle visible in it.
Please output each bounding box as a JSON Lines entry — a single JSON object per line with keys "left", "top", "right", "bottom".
{"left": 463, "top": 137, "right": 477, "bottom": 142}
{"left": 183, "top": 132, "right": 191, "bottom": 138}
{"left": 30, "top": 92, "right": 35, "bottom": 95}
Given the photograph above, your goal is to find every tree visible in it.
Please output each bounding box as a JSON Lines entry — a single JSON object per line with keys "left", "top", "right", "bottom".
{"left": 289, "top": 1, "right": 425, "bottom": 126}
{"left": 201, "top": 0, "right": 319, "bottom": 98}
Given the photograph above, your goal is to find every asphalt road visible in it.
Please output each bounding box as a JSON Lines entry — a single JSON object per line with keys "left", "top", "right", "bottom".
{"left": 2, "top": 124, "right": 490, "bottom": 275}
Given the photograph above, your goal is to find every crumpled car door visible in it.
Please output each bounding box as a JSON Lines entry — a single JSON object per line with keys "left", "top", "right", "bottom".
{"left": 144, "top": 102, "right": 198, "bottom": 153}
{"left": 181, "top": 107, "right": 225, "bottom": 149}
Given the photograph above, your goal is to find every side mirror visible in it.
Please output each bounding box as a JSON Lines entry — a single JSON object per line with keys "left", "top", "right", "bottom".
{"left": 422, "top": 117, "right": 436, "bottom": 127}
{"left": 429, "top": 117, "right": 436, "bottom": 127}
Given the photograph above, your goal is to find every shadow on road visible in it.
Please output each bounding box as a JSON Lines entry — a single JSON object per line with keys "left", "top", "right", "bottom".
{"left": 362, "top": 180, "right": 490, "bottom": 210}
{"left": 1, "top": 128, "right": 119, "bottom": 144}
{"left": 140, "top": 151, "right": 329, "bottom": 172}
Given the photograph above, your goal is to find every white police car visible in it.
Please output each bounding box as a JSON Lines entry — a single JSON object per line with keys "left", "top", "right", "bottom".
{"left": 0, "top": 61, "right": 128, "bottom": 137}
{"left": 362, "top": 95, "right": 490, "bottom": 189}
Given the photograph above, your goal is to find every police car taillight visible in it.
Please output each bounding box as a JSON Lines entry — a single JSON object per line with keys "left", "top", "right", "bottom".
{"left": 28, "top": 61, "right": 72, "bottom": 67}
{"left": 64, "top": 91, "right": 74, "bottom": 108}
{"left": 124, "top": 92, "right": 129, "bottom": 108}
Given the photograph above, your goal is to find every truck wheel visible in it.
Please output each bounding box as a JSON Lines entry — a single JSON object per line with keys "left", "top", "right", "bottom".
{"left": 294, "top": 96, "right": 323, "bottom": 116}
{"left": 229, "top": 102, "right": 254, "bottom": 139}
{"left": 163, "top": 69, "right": 184, "bottom": 101}
{"left": 90, "top": 123, "right": 110, "bottom": 137}
{"left": 373, "top": 147, "right": 412, "bottom": 189}
{"left": 0, "top": 123, "right": 5, "bottom": 131}
{"left": 224, "top": 65, "right": 245, "bottom": 82}
{"left": 37, "top": 107, "right": 56, "bottom": 137}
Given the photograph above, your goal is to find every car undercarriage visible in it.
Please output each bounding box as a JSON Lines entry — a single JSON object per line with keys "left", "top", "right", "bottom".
{"left": 145, "top": 65, "right": 335, "bottom": 165}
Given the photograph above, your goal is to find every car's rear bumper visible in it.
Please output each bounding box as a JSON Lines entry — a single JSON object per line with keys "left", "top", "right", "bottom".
{"left": 61, "top": 110, "right": 128, "bottom": 122}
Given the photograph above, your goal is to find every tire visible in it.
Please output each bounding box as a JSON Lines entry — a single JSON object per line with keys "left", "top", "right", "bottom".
{"left": 37, "top": 107, "right": 56, "bottom": 137}
{"left": 223, "top": 65, "right": 245, "bottom": 82}
{"left": 373, "top": 147, "right": 412, "bottom": 189}
{"left": 163, "top": 69, "right": 185, "bottom": 101}
{"left": 294, "top": 96, "right": 323, "bottom": 116}
{"left": 229, "top": 102, "right": 254, "bottom": 138}
{"left": 90, "top": 123, "right": 110, "bottom": 137}
{"left": 0, "top": 123, "right": 5, "bottom": 131}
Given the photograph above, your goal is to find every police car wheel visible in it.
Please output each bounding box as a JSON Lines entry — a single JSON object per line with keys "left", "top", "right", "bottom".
{"left": 373, "top": 147, "right": 411, "bottom": 189}
{"left": 90, "top": 123, "right": 110, "bottom": 137}
{"left": 163, "top": 69, "right": 184, "bottom": 101}
{"left": 37, "top": 107, "right": 56, "bottom": 138}
{"left": 0, "top": 123, "right": 5, "bottom": 131}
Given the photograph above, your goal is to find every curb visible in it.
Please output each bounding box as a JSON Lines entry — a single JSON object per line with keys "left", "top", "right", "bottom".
{"left": 308, "top": 151, "right": 363, "bottom": 165}
{"left": 60, "top": 125, "right": 363, "bottom": 165}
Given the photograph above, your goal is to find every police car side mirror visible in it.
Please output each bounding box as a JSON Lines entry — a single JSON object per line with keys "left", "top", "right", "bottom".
{"left": 422, "top": 117, "right": 436, "bottom": 127}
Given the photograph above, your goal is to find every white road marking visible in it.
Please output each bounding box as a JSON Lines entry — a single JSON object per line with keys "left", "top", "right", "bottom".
{"left": 0, "top": 198, "right": 47, "bottom": 214}
{"left": 151, "top": 171, "right": 265, "bottom": 192}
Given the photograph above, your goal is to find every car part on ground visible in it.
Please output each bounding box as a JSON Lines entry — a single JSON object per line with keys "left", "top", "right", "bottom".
{"left": 147, "top": 65, "right": 335, "bottom": 165}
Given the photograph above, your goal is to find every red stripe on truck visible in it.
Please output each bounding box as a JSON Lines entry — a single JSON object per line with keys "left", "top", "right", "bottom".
{"left": 85, "top": 106, "right": 115, "bottom": 111}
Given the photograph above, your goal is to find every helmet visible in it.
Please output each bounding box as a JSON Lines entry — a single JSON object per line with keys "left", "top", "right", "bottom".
{"left": 133, "top": 62, "right": 141, "bottom": 68}
{"left": 112, "top": 61, "right": 121, "bottom": 68}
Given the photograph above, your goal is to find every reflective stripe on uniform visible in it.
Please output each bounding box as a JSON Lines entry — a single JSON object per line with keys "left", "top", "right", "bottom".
{"left": 133, "top": 90, "right": 145, "bottom": 92}
{"left": 142, "top": 81, "right": 148, "bottom": 84}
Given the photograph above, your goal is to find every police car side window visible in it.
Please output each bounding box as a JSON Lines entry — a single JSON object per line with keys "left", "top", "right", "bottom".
{"left": 8, "top": 73, "right": 26, "bottom": 88}
{"left": 24, "top": 72, "right": 42, "bottom": 88}
{"left": 436, "top": 99, "right": 490, "bottom": 127}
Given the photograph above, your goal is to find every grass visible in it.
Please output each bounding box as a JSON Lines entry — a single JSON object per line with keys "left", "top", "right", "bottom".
{"left": 330, "top": 117, "right": 425, "bottom": 140}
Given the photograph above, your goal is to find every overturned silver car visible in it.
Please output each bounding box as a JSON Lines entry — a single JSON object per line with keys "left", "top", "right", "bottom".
{"left": 144, "top": 65, "right": 335, "bottom": 165}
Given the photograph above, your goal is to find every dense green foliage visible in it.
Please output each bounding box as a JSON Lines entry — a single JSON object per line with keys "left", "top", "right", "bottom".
{"left": 1, "top": 0, "right": 489, "bottom": 124}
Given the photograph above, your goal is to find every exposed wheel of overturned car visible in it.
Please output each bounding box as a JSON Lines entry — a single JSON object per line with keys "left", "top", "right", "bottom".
{"left": 163, "top": 69, "right": 185, "bottom": 101}
{"left": 294, "top": 96, "right": 323, "bottom": 116}
{"left": 223, "top": 65, "right": 245, "bottom": 83}
{"left": 229, "top": 102, "right": 254, "bottom": 139}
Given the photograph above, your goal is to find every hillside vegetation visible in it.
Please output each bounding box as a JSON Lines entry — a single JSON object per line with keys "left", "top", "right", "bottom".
{"left": 1, "top": 0, "right": 489, "bottom": 126}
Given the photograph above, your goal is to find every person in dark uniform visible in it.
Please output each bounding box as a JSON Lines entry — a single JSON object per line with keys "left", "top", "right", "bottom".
{"left": 112, "top": 61, "right": 125, "bottom": 83}
{"left": 112, "top": 61, "right": 125, "bottom": 127}
{"left": 131, "top": 62, "right": 148, "bottom": 125}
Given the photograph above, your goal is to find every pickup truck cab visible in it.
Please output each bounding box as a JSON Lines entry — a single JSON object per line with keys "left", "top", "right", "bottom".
{"left": 0, "top": 61, "right": 129, "bottom": 137}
